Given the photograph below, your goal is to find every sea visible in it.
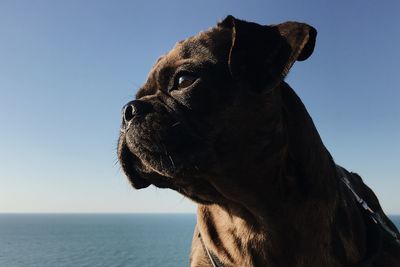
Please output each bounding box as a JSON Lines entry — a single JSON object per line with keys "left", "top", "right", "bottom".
{"left": 0, "top": 214, "right": 399, "bottom": 267}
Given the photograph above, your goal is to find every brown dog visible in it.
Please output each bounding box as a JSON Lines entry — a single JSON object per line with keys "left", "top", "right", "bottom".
{"left": 117, "top": 16, "right": 400, "bottom": 266}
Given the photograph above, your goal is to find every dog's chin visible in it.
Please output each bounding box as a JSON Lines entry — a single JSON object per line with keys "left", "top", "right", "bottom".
{"left": 118, "top": 134, "right": 228, "bottom": 205}
{"left": 118, "top": 140, "right": 176, "bottom": 190}
{"left": 118, "top": 143, "right": 151, "bottom": 189}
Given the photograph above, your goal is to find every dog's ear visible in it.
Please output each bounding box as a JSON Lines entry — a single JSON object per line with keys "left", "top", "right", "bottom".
{"left": 218, "top": 15, "right": 317, "bottom": 91}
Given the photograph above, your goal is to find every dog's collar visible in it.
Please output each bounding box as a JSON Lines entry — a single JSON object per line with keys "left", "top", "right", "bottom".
{"left": 198, "top": 232, "right": 225, "bottom": 267}
{"left": 336, "top": 165, "right": 400, "bottom": 246}
{"left": 337, "top": 165, "right": 400, "bottom": 267}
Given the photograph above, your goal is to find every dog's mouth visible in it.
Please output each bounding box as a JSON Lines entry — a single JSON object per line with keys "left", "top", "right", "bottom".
{"left": 118, "top": 136, "right": 178, "bottom": 190}
{"left": 118, "top": 130, "right": 225, "bottom": 205}
{"left": 118, "top": 141, "right": 150, "bottom": 189}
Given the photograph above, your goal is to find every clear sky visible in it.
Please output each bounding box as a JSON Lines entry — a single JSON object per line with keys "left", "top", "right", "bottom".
{"left": 0, "top": 0, "right": 399, "bottom": 214}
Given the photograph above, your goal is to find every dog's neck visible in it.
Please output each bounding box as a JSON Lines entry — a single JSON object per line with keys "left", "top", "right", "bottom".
{"left": 196, "top": 82, "right": 359, "bottom": 266}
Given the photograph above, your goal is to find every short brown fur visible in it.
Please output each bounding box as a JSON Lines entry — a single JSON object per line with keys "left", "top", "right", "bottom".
{"left": 118, "top": 16, "right": 400, "bottom": 267}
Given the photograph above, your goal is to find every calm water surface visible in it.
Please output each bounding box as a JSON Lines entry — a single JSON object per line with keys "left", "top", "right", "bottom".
{"left": 0, "top": 214, "right": 399, "bottom": 267}
{"left": 0, "top": 214, "right": 196, "bottom": 267}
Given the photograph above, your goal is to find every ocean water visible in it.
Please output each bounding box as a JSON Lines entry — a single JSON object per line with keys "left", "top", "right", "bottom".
{"left": 0, "top": 214, "right": 399, "bottom": 267}
{"left": 0, "top": 214, "right": 196, "bottom": 267}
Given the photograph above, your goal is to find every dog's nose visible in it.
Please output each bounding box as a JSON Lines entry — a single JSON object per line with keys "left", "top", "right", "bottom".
{"left": 123, "top": 100, "right": 152, "bottom": 124}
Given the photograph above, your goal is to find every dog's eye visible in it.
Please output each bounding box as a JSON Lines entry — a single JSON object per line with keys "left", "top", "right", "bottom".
{"left": 177, "top": 74, "right": 197, "bottom": 89}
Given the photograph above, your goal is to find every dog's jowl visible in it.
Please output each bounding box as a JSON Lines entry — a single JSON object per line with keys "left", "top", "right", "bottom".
{"left": 118, "top": 16, "right": 400, "bottom": 267}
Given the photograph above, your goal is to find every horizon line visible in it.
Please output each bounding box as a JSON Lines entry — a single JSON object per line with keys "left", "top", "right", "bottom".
{"left": 0, "top": 212, "right": 196, "bottom": 215}
{"left": 0, "top": 212, "right": 399, "bottom": 217}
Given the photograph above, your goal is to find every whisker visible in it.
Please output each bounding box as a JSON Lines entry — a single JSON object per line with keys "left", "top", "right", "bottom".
{"left": 171, "top": 121, "right": 181, "bottom": 127}
{"left": 160, "top": 141, "right": 177, "bottom": 172}
{"left": 168, "top": 155, "right": 176, "bottom": 170}
{"left": 160, "top": 155, "right": 164, "bottom": 170}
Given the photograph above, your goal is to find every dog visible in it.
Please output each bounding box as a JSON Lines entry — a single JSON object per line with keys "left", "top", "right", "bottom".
{"left": 117, "top": 16, "right": 400, "bottom": 267}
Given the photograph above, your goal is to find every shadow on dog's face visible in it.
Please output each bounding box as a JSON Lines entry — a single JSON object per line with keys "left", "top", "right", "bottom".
{"left": 118, "top": 16, "right": 316, "bottom": 204}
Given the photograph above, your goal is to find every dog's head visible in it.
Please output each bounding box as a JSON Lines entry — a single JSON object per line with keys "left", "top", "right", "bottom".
{"left": 117, "top": 16, "right": 316, "bottom": 205}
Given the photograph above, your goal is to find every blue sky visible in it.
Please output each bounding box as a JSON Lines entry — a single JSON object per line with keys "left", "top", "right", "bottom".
{"left": 0, "top": 0, "right": 399, "bottom": 214}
